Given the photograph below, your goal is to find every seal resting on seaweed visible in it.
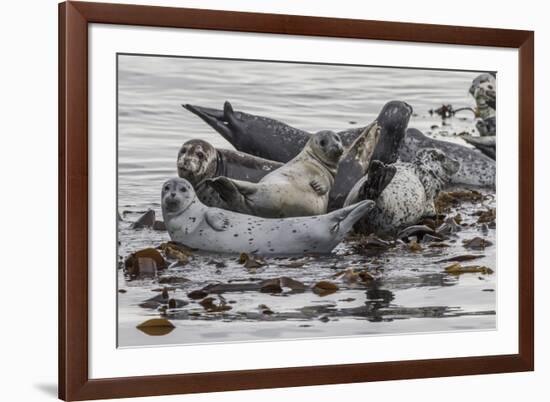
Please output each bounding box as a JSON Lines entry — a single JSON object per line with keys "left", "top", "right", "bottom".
{"left": 161, "top": 177, "right": 375, "bottom": 256}
{"left": 345, "top": 148, "right": 460, "bottom": 235}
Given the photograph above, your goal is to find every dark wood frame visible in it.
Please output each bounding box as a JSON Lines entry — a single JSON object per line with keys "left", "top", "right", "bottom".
{"left": 59, "top": 1, "right": 534, "bottom": 400}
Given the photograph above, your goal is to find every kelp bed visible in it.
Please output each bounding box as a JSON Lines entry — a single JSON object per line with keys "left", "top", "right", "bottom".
{"left": 117, "top": 190, "right": 496, "bottom": 346}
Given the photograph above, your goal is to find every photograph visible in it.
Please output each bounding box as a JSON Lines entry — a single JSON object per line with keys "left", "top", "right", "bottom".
{"left": 116, "top": 54, "right": 497, "bottom": 347}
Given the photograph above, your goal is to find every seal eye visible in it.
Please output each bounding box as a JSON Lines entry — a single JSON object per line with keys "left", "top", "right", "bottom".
{"left": 164, "top": 185, "right": 170, "bottom": 192}
{"left": 320, "top": 140, "right": 326, "bottom": 147}
{"left": 179, "top": 187, "right": 187, "bottom": 193}
{"left": 197, "top": 152, "right": 204, "bottom": 160}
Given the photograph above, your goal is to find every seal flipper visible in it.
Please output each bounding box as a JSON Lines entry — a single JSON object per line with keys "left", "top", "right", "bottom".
{"left": 358, "top": 160, "right": 397, "bottom": 201}
{"left": 223, "top": 101, "right": 241, "bottom": 130}
{"left": 204, "top": 177, "right": 257, "bottom": 204}
{"left": 204, "top": 210, "right": 231, "bottom": 232}
{"left": 310, "top": 179, "right": 329, "bottom": 196}
{"left": 182, "top": 104, "right": 235, "bottom": 141}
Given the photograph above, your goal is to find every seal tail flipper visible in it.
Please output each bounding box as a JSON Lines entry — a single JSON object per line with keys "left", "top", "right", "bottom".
{"left": 359, "top": 160, "right": 397, "bottom": 201}
{"left": 330, "top": 200, "right": 375, "bottom": 234}
{"left": 223, "top": 101, "right": 241, "bottom": 130}
{"left": 182, "top": 103, "right": 235, "bottom": 141}
{"left": 204, "top": 177, "right": 256, "bottom": 204}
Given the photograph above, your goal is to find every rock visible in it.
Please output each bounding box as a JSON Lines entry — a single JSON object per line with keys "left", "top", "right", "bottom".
{"left": 312, "top": 281, "right": 339, "bottom": 297}
{"left": 136, "top": 318, "right": 175, "bottom": 336}
{"left": 463, "top": 237, "right": 493, "bottom": 250}
{"left": 124, "top": 248, "right": 167, "bottom": 278}
{"left": 130, "top": 209, "right": 156, "bottom": 229}
{"left": 444, "top": 263, "right": 494, "bottom": 275}
{"left": 187, "top": 290, "right": 208, "bottom": 300}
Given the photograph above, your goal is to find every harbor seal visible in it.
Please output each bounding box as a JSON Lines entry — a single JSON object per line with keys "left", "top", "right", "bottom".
{"left": 183, "top": 100, "right": 410, "bottom": 164}
{"left": 470, "top": 73, "right": 496, "bottom": 137}
{"left": 205, "top": 130, "right": 344, "bottom": 218}
{"left": 470, "top": 73, "right": 496, "bottom": 120}
{"left": 399, "top": 128, "right": 495, "bottom": 188}
{"left": 184, "top": 101, "right": 412, "bottom": 209}
{"left": 161, "top": 177, "right": 375, "bottom": 255}
{"left": 177, "top": 139, "right": 282, "bottom": 208}
{"left": 345, "top": 148, "right": 460, "bottom": 235}
{"left": 183, "top": 102, "right": 313, "bottom": 162}
{"left": 329, "top": 101, "right": 412, "bottom": 209}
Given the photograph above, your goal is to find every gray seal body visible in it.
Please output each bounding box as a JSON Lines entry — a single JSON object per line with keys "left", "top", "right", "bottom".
{"left": 399, "top": 128, "right": 495, "bottom": 188}
{"left": 184, "top": 101, "right": 412, "bottom": 209}
{"left": 345, "top": 148, "right": 460, "bottom": 235}
{"left": 161, "top": 177, "right": 375, "bottom": 256}
{"left": 204, "top": 131, "right": 344, "bottom": 218}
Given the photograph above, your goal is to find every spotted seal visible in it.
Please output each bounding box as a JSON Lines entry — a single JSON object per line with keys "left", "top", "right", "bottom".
{"left": 161, "top": 177, "right": 375, "bottom": 256}
{"left": 184, "top": 101, "right": 412, "bottom": 209}
{"left": 399, "top": 128, "right": 495, "bottom": 188}
{"left": 329, "top": 101, "right": 412, "bottom": 209}
{"left": 345, "top": 148, "right": 460, "bottom": 235}
{"left": 182, "top": 100, "right": 411, "bottom": 164}
{"left": 205, "top": 130, "right": 344, "bottom": 218}
{"left": 177, "top": 139, "right": 282, "bottom": 208}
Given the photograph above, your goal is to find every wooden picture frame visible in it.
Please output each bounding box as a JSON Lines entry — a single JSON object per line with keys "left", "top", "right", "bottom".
{"left": 59, "top": 1, "right": 534, "bottom": 400}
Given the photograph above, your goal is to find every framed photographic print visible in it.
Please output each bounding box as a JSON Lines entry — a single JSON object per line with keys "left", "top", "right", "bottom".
{"left": 59, "top": 1, "right": 534, "bottom": 400}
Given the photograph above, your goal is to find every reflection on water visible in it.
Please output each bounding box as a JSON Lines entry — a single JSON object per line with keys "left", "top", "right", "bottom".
{"left": 117, "top": 54, "right": 495, "bottom": 347}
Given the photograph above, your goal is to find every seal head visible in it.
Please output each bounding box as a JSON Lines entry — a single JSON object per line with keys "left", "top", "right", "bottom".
{"left": 161, "top": 178, "right": 197, "bottom": 217}
{"left": 413, "top": 148, "right": 460, "bottom": 200}
{"left": 177, "top": 139, "right": 217, "bottom": 186}
{"left": 307, "top": 130, "right": 344, "bottom": 172}
{"left": 369, "top": 100, "right": 413, "bottom": 164}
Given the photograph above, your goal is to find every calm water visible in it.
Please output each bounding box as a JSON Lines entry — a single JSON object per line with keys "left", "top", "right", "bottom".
{"left": 117, "top": 54, "right": 495, "bottom": 347}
